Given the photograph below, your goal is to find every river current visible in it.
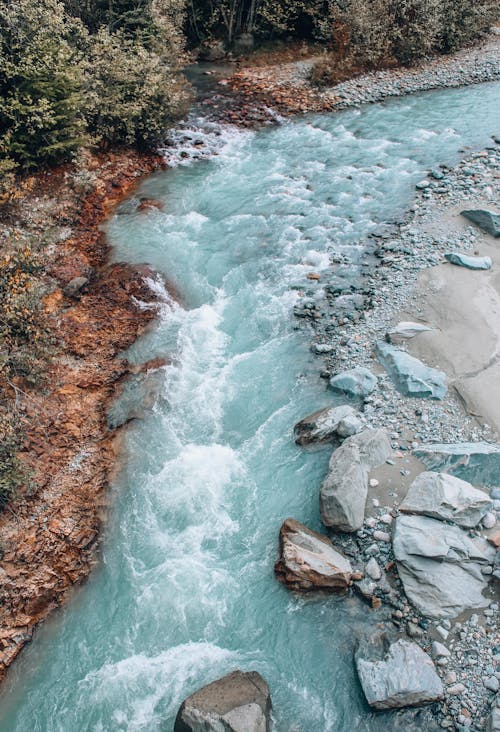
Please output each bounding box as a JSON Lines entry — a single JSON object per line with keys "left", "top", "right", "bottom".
{"left": 1, "top": 82, "right": 499, "bottom": 731}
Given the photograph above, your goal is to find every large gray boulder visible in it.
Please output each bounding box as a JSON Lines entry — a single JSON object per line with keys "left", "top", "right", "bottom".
{"left": 329, "top": 366, "right": 377, "bottom": 398}
{"left": 320, "top": 429, "right": 392, "bottom": 532}
{"left": 386, "top": 321, "right": 432, "bottom": 345}
{"left": 461, "top": 209, "right": 500, "bottom": 238}
{"left": 399, "top": 471, "right": 493, "bottom": 528}
{"left": 174, "top": 671, "right": 271, "bottom": 732}
{"left": 355, "top": 636, "right": 443, "bottom": 710}
{"left": 294, "top": 405, "right": 362, "bottom": 446}
{"left": 274, "top": 518, "right": 354, "bottom": 592}
{"left": 444, "top": 252, "right": 492, "bottom": 270}
{"left": 376, "top": 341, "right": 447, "bottom": 399}
{"left": 413, "top": 442, "right": 500, "bottom": 486}
{"left": 393, "top": 514, "right": 495, "bottom": 618}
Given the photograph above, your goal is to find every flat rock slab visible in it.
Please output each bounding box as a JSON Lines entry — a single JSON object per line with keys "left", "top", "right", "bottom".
{"left": 393, "top": 514, "right": 495, "bottom": 619}
{"left": 329, "top": 366, "right": 377, "bottom": 398}
{"left": 320, "top": 429, "right": 392, "bottom": 532}
{"left": 444, "top": 252, "right": 492, "bottom": 270}
{"left": 294, "top": 405, "right": 362, "bottom": 446}
{"left": 461, "top": 209, "right": 500, "bottom": 238}
{"left": 274, "top": 518, "right": 353, "bottom": 592}
{"left": 413, "top": 442, "right": 500, "bottom": 487}
{"left": 174, "top": 670, "right": 271, "bottom": 732}
{"left": 386, "top": 321, "right": 432, "bottom": 344}
{"left": 355, "top": 636, "right": 443, "bottom": 710}
{"left": 376, "top": 341, "right": 447, "bottom": 399}
{"left": 399, "top": 471, "right": 493, "bottom": 528}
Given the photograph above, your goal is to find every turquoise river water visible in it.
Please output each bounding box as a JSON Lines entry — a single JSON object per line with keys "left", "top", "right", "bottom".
{"left": 0, "top": 82, "right": 499, "bottom": 731}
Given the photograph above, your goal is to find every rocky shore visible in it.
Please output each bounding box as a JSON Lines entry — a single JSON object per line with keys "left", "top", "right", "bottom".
{"left": 0, "top": 151, "right": 168, "bottom": 680}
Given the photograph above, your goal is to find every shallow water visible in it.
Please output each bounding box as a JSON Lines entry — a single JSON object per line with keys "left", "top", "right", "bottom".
{"left": 1, "top": 82, "right": 500, "bottom": 732}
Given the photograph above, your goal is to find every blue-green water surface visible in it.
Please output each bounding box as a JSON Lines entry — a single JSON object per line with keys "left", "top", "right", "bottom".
{"left": 1, "top": 82, "right": 499, "bottom": 731}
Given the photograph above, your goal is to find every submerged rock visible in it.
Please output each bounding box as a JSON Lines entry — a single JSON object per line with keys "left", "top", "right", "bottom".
{"left": 461, "top": 209, "right": 500, "bottom": 238}
{"left": 294, "top": 405, "right": 362, "bottom": 445}
{"left": 329, "top": 366, "right": 377, "bottom": 398}
{"left": 386, "top": 321, "right": 432, "bottom": 344}
{"left": 444, "top": 252, "right": 492, "bottom": 270}
{"left": 413, "top": 442, "right": 500, "bottom": 486}
{"left": 174, "top": 670, "right": 271, "bottom": 732}
{"left": 399, "top": 471, "right": 493, "bottom": 528}
{"left": 355, "top": 635, "right": 443, "bottom": 710}
{"left": 274, "top": 518, "right": 353, "bottom": 592}
{"left": 393, "top": 514, "right": 495, "bottom": 618}
{"left": 320, "top": 429, "right": 392, "bottom": 532}
{"left": 376, "top": 341, "right": 447, "bottom": 399}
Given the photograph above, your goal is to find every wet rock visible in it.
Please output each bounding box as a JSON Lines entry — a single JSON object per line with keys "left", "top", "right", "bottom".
{"left": 63, "top": 276, "right": 88, "bottom": 298}
{"left": 174, "top": 670, "right": 271, "bottom": 732}
{"left": 376, "top": 341, "right": 447, "bottom": 399}
{"left": 137, "top": 198, "right": 163, "bottom": 212}
{"left": 444, "top": 252, "right": 492, "bottom": 270}
{"left": 274, "top": 518, "right": 353, "bottom": 592}
{"left": 320, "top": 429, "right": 392, "bottom": 531}
{"left": 393, "top": 514, "right": 495, "bottom": 618}
{"left": 413, "top": 442, "right": 500, "bottom": 486}
{"left": 293, "top": 405, "right": 361, "bottom": 446}
{"left": 198, "top": 41, "right": 226, "bottom": 61}
{"left": 461, "top": 209, "right": 500, "bottom": 238}
{"left": 329, "top": 366, "right": 377, "bottom": 398}
{"left": 386, "top": 321, "right": 432, "bottom": 344}
{"left": 355, "top": 635, "right": 443, "bottom": 710}
{"left": 399, "top": 471, "right": 493, "bottom": 528}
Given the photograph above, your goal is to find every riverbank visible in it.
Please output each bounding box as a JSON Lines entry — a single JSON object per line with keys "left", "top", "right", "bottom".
{"left": 0, "top": 151, "right": 168, "bottom": 680}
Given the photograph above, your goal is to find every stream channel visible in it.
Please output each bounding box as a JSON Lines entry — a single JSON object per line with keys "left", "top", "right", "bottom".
{"left": 0, "top": 81, "right": 500, "bottom": 731}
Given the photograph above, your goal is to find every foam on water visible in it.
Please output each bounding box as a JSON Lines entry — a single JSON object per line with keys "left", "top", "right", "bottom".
{"left": 1, "top": 82, "right": 500, "bottom": 732}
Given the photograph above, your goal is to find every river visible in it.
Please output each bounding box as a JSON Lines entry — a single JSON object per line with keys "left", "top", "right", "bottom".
{"left": 0, "top": 81, "right": 499, "bottom": 731}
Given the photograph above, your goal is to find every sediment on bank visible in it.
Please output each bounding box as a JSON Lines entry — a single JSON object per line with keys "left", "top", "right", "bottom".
{"left": 0, "top": 150, "right": 168, "bottom": 680}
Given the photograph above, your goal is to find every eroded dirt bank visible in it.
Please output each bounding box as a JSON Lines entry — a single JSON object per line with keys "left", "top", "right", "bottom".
{"left": 0, "top": 151, "right": 167, "bottom": 679}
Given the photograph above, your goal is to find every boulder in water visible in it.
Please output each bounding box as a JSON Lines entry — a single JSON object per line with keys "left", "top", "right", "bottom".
{"left": 275, "top": 518, "right": 354, "bottom": 592}
{"left": 174, "top": 670, "right": 271, "bottom": 732}
{"left": 294, "top": 405, "right": 362, "bottom": 445}
{"left": 355, "top": 635, "right": 443, "bottom": 710}
{"left": 399, "top": 471, "right": 493, "bottom": 528}
{"left": 461, "top": 209, "right": 500, "bottom": 238}
{"left": 329, "top": 366, "right": 377, "bottom": 398}
{"left": 376, "top": 341, "right": 447, "bottom": 399}
{"left": 320, "top": 429, "right": 392, "bottom": 531}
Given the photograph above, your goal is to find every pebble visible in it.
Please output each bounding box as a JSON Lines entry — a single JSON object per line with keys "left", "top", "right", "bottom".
{"left": 484, "top": 676, "right": 500, "bottom": 692}
{"left": 373, "top": 530, "right": 391, "bottom": 543}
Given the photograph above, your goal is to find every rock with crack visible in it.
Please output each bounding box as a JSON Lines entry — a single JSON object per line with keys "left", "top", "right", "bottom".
{"left": 399, "top": 471, "right": 493, "bottom": 528}
{"left": 376, "top": 341, "right": 447, "bottom": 399}
{"left": 174, "top": 670, "right": 271, "bottom": 732}
{"left": 392, "top": 514, "right": 495, "bottom": 618}
{"left": 444, "top": 252, "right": 492, "bottom": 270}
{"left": 413, "top": 442, "right": 500, "bottom": 486}
{"left": 329, "top": 366, "right": 377, "bottom": 398}
{"left": 320, "top": 429, "right": 392, "bottom": 531}
{"left": 386, "top": 321, "right": 432, "bottom": 345}
{"left": 294, "top": 405, "right": 362, "bottom": 446}
{"left": 355, "top": 635, "right": 443, "bottom": 710}
{"left": 461, "top": 209, "right": 500, "bottom": 238}
{"left": 274, "top": 518, "right": 354, "bottom": 592}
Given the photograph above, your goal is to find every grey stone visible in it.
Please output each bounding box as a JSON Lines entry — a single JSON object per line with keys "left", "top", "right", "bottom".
{"left": 444, "top": 252, "right": 492, "bottom": 270}
{"left": 63, "top": 276, "right": 88, "bottom": 298}
{"left": 365, "top": 557, "right": 382, "bottom": 581}
{"left": 320, "top": 429, "right": 392, "bottom": 531}
{"left": 393, "top": 514, "right": 495, "bottom": 619}
{"left": 174, "top": 670, "right": 271, "bottom": 732}
{"left": 483, "top": 512, "right": 497, "bottom": 529}
{"left": 386, "top": 321, "right": 432, "bottom": 345}
{"left": 413, "top": 442, "right": 500, "bottom": 486}
{"left": 399, "top": 471, "right": 493, "bottom": 528}
{"left": 198, "top": 41, "right": 226, "bottom": 61}
{"left": 461, "top": 209, "right": 500, "bottom": 238}
{"left": 431, "top": 642, "right": 450, "bottom": 658}
{"left": 355, "top": 636, "right": 443, "bottom": 710}
{"left": 487, "top": 694, "right": 500, "bottom": 731}
{"left": 485, "top": 677, "right": 500, "bottom": 693}
{"left": 294, "top": 405, "right": 361, "bottom": 446}
{"left": 274, "top": 518, "right": 353, "bottom": 592}
{"left": 376, "top": 341, "right": 447, "bottom": 400}
{"left": 329, "top": 366, "right": 377, "bottom": 398}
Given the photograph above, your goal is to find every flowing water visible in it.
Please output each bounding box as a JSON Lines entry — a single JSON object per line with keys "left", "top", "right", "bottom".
{"left": 1, "top": 82, "right": 500, "bottom": 732}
